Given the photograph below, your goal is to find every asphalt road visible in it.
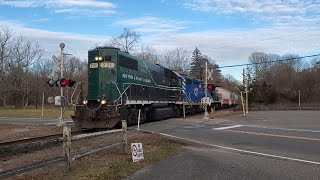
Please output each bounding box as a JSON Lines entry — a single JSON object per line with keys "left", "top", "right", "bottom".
{"left": 128, "top": 111, "right": 320, "bottom": 180}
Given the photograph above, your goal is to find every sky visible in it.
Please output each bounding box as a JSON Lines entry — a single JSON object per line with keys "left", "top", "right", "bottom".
{"left": 1, "top": 0, "right": 320, "bottom": 81}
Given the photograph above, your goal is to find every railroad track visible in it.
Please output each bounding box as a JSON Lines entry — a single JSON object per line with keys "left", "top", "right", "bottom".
{"left": 0, "top": 131, "right": 85, "bottom": 148}
{"left": 0, "top": 131, "right": 86, "bottom": 156}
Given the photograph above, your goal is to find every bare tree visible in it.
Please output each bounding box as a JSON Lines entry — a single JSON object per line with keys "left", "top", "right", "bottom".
{"left": 107, "top": 28, "right": 141, "bottom": 53}
{"left": 220, "top": 74, "right": 240, "bottom": 93}
{"left": 161, "top": 48, "right": 190, "bottom": 72}
{"left": 0, "top": 26, "right": 13, "bottom": 106}
{"left": 135, "top": 45, "right": 160, "bottom": 64}
{"left": 5, "top": 36, "right": 43, "bottom": 107}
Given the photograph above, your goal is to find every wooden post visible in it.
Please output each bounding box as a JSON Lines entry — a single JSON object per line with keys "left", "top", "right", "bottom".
{"left": 183, "top": 103, "right": 186, "bottom": 119}
{"left": 240, "top": 92, "right": 245, "bottom": 117}
{"left": 122, "top": 120, "right": 128, "bottom": 154}
{"left": 210, "top": 106, "right": 215, "bottom": 118}
{"left": 41, "top": 92, "right": 44, "bottom": 118}
{"left": 63, "top": 125, "right": 71, "bottom": 172}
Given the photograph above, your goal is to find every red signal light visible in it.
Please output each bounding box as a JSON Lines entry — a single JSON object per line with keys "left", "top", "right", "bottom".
{"left": 60, "top": 78, "right": 68, "bottom": 87}
{"left": 207, "top": 85, "right": 213, "bottom": 89}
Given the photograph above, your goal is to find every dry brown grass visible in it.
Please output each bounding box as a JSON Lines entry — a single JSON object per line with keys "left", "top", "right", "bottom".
{"left": 4, "top": 131, "right": 182, "bottom": 180}
{"left": 0, "top": 107, "right": 74, "bottom": 119}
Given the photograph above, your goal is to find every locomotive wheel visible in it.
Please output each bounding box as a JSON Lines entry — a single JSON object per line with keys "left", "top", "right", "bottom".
{"left": 173, "top": 106, "right": 182, "bottom": 118}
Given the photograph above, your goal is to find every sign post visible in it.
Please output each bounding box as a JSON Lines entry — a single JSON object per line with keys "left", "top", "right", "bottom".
{"left": 59, "top": 43, "right": 65, "bottom": 125}
{"left": 203, "top": 61, "right": 209, "bottom": 119}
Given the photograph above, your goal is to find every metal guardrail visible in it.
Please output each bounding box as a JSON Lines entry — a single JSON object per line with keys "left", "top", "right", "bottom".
{"left": 0, "top": 120, "right": 128, "bottom": 179}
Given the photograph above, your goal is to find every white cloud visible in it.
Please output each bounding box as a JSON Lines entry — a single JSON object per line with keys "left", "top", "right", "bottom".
{"left": 0, "top": 19, "right": 109, "bottom": 60}
{"left": 183, "top": 0, "right": 320, "bottom": 26}
{"left": 0, "top": 0, "right": 116, "bottom": 15}
{"left": 114, "top": 16, "right": 188, "bottom": 33}
{"left": 53, "top": 8, "right": 115, "bottom": 15}
{"left": 141, "top": 25, "right": 320, "bottom": 79}
{"left": 143, "top": 27, "right": 320, "bottom": 65}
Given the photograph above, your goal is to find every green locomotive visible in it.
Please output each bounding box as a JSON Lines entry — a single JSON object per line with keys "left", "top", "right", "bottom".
{"left": 72, "top": 47, "right": 185, "bottom": 129}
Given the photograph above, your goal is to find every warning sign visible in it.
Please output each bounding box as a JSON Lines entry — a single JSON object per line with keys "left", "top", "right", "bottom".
{"left": 131, "top": 143, "right": 144, "bottom": 162}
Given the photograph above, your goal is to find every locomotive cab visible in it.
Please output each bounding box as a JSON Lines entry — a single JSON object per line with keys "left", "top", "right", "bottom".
{"left": 73, "top": 47, "right": 121, "bottom": 129}
{"left": 88, "top": 47, "right": 119, "bottom": 103}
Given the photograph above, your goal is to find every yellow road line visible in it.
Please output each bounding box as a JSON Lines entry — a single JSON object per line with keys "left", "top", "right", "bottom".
{"left": 226, "top": 129, "right": 320, "bottom": 141}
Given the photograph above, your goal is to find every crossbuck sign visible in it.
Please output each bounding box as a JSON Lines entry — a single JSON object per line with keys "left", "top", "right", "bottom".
{"left": 131, "top": 143, "right": 144, "bottom": 162}
{"left": 207, "top": 69, "right": 214, "bottom": 81}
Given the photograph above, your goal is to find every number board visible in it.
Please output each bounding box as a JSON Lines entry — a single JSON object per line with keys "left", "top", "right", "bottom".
{"left": 90, "top": 63, "right": 98, "bottom": 68}
{"left": 101, "top": 62, "right": 115, "bottom": 68}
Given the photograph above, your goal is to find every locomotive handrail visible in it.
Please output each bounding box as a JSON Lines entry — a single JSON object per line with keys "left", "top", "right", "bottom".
{"left": 122, "top": 82, "right": 182, "bottom": 92}
{"left": 115, "top": 82, "right": 130, "bottom": 102}
{"left": 71, "top": 82, "right": 81, "bottom": 106}
{"left": 112, "top": 82, "right": 127, "bottom": 112}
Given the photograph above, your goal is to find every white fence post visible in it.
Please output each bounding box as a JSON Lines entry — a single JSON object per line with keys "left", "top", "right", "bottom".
{"left": 122, "top": 120, "right": 128, "bottom": 154}
{"left": 63, "top": 125, "right": 71, "bottom": 172}
{"left": 137, "top": 109, "right": 141, "bottom": 131}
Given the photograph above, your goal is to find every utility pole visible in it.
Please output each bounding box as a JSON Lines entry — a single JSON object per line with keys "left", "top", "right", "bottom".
{"left": 298, "top": 90, "right": 301, "bottom": 110}
{"left": 59, "top": 43, "right": 65, "bottom": 124}
{"left": 245, "top": 68, "right": 249, "bottom": 114}
{"left": 203, "top": 61, "right": 209, "bottom": 119}
{"left": 243, "top": 68, "right": 249, "bottom": 114}
{"left": 242, "top": 69, "right": 246, "bottom": 117}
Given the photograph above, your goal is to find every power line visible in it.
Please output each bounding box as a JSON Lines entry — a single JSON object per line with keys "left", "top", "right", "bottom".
{"left": 219, "top": 53, "right": 320, "bottom": 69}
{"left": 183, "top": 53, "right": 320, "bottom": 71}
{"left": 210, "top": 27, "right": 320, "bottom": 50}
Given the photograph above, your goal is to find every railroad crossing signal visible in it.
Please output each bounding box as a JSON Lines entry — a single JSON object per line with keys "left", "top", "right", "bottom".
{"left": 46, "top": 79, "right": 56, "bottom": 87}
{"left": 207, "top": 84, "right": 214, "bottom": 90}
{"left": 207, "top": 84, "right": 215, "bottom": 97}
{"left": 46, "top": 78, "right": 76, "bottom": 87}
{"left": 207, "top": 69, "right": 214, "bottom": 80}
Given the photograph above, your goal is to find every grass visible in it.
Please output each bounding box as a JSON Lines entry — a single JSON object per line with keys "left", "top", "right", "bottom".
{"left": 14, "top": 132, "right": 182, "bottom": 180}
{"left": 0, "top": 107, "right": 74, "bottom": 119}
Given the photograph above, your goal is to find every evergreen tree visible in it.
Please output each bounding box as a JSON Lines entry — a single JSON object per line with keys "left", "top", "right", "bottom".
{"left": 190, "top": 47, "right": 203, "bottom": 79}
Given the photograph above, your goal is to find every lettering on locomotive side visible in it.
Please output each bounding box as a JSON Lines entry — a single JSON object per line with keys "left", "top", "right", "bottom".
{"left": 122, "top": 73, "right": 151, "bottom": 83}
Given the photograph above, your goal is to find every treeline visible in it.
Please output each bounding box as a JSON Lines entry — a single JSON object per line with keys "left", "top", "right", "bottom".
{"left": 0, "top": 26, "right": 87, "bottom": 108}
{"left": 245, "top": 52, "right": 320, "bottom": 105}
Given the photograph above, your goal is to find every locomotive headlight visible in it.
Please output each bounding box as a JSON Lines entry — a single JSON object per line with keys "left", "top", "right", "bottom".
{"left": 83, "top": 100, "right": 88, "bottom": 105}
{"left": 95, "top": 57, "right": 99, "bottom": 61}
{"left": 98, "top": 56, "right": 102, "bottom": 61}
{"left": 101, "top": 99, "right": 106, "bottom": 104}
